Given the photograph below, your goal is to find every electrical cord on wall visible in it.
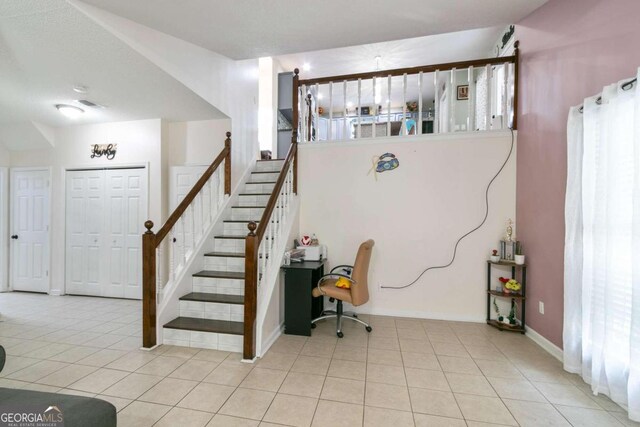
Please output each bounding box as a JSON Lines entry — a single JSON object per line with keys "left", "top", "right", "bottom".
{"left": 381, "top": 127, "right": 515, "bottom": 290}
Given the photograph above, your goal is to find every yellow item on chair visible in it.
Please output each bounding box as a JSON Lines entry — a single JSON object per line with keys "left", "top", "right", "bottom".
{"left": 335, "top": 277, "right": 351, "bottom": 289}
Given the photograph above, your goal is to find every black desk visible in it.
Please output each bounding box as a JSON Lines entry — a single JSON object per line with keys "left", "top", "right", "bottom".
{"left": 281, "top": 260, "right": 325, "bottom": 336}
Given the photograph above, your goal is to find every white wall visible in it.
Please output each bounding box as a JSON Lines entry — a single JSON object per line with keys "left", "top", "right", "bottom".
{"left": 298, "top": 131, "right": 516, "bottom": 322}
{"left": 9, "top": 119, "right": 164, "bottom": 295}
{"left": 167, "top": 119, "right": 232, "bottom": 166}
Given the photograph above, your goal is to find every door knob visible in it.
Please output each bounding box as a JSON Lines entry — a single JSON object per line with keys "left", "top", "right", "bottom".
{"left": 11, "top": 235, "right": 18, "bottom": 240}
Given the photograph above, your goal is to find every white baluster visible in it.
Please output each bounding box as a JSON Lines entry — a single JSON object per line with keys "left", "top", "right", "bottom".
{"left": 343, "top": 80, "right": 347, "bottom": 140}
{"left": 449, "top": 68, "right": 456, "bottom": 132}
{"left": 468, "top": 66, "right": 476, "bottom": 132}
{"left": 434, "top": 70, "right": 440, "bottom": 134}
{"left": 180, "top": 215, "right": 186, "bottom": 267}
{"left": 170, "top": 227, "right": 176, "bottom": 282}
{"left": 329, "top": 82, "right": 333, "bottom": 141}
{"left": 387, "top": 75, "right": 392, "bottom": 136}
{"left": 402, "top": 73, "right": 407, "bottom": 135}
{"left": 485, "top": 64, "right": 492, "bottom": 131}
{"left": 372, "top": 76, "right": 377, "bottom": 139}
{"left": 357, "top": 78, "right": 361, "bottom": 139}
{"left": 418, "top": 71, "right": 423, "bottom": 135}
{"left": 502, "top": 63, "right": 509, "bottom": 129}
{"left": 314, "top": 83, "right": 319, "bottom": 141}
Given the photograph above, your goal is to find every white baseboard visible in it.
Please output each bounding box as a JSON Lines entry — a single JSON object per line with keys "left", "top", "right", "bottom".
{"left": 525, "top": 326, "right": 563, "bottom": 362}
{"left": 259, "top": 323, "right": 284, "bottom": 357}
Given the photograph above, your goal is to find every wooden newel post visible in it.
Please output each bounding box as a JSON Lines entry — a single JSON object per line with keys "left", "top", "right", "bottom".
{"left": 142, "top": 220, "right": 157, "bottom": 348}
{"left": 224, "top": 131, "right": 231, "bottom": 195}
{"left": 292, "top": 68, "right": 300, "bottom": 194}
{"left": 243, "top": 221, "right": 258, "bottom": 360}
{"left": 513, "top": 40, "right": 520, "bottom": 131}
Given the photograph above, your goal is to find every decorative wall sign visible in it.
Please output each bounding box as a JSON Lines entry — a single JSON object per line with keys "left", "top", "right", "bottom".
{"left": 90, "top": 144, "right": 117, "bottom": 160}
{"left": 367, "top": 152, "right": 399, "bottom": 181}
{"left": 457, "top": 85, "right": 469, "bottom": 100}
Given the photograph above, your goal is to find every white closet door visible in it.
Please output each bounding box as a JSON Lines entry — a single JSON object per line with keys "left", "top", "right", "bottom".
{"left": 65, "top": 170, "right": 104, "bottom": 296}
{"left": 10, "top": 169, "right": 50, "bottom": 293}
{"left": 104, "top": 168, "right": 147, "bottom": 299}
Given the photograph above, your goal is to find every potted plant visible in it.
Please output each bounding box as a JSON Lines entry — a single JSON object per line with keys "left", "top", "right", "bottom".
{"left": 514, "top": 242, "right": 525, "bottom": 265}
{"left": 490, "top": 249, "right": 500, "bottom": 263}
{"left": 499, "top": 277, "right": 522, "bottom": 295}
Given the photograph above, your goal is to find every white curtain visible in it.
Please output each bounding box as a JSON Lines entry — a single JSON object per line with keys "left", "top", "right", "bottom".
{"left": 564, "top": 68, "right": 640, "bottom": 421}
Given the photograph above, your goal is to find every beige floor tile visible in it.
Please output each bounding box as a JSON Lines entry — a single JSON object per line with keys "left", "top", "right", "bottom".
{"left": 368, "top": 348, "right": 403, "bottom": 367}
{"left": 437, "top": 355, "right": 481, "bottom": 375}
{"left": 263, "top": 394, "right": 318, "bottom": 427}
{"left": 0, "top": 378, "right": 28, "bottom": 388}
{"left": 77, "top": 348, "right": 128, "bottom": 367}
{"left": 474, "top": 359, "right": 524, "bottom": 379}
{"left": 405, "top": 368, "right": 450, "bottom": 391}
{"left": 207, "top": 414, "right": 259, "bottom": 427}
{"left": 57, "top": 388, "right": 96, "bottom": 397}
{"left": 177, "top": 382, "right": 235, "bottom": 412}
{"left": 533, "top": 381, "right": 602, "bottom": 408}
{"left": 365, "top": 363, "right": 404, "bottom": 386}
{"left": 279, "top": 371, "right": 325, "bottom": 398}
{"left": 68, "top": 367, "right": 130, "bottom": 393}
{"left": 395, "top": 319, "right": 422, "bottom": 329}
{"left": 368, "top": 316, "right": 396, "bottom": 328}
{"left": 409, "top": 388, "right": 462, "bottom": 419}
{"left": 6, "top": 360, "right": 69, "bottom": 382}
{"left": 370, "top": 326, "right": 398, "bottom": 338}
{"left": 328, "top": 359, "right": 366, "bottom": 381}
{"left": 402, "top": 352, "right": 442, "bottom": 370}
{"left": 487, "top": 376, "right": 546, "bottom": 402}
{"left": 427, "top": 332, "right": 460, "bottom": 343}
{"left": 363, "top": 406, "right": 415, "bottom": 427}
{"left": 36, "top": 363, "right": 97, "bottom": 387}
{"left": 369, "top": 336, "right": 401, "bottom": 351}
{"left": 135, "top": 355, "right": 185, "bottom": 376}
{"left": 432, "top": 342, "right": 470, "bottom": 358}
{"left": 117, "top": 401, "right": 171, "bottom": 427}
{"left": 95, "top": 394, "right": 133, "bottom": 412}
{"left": 102, "top": 373, "right": 162, "bottom": 399}
{"left": 27, "top": 342, "right": 73, "bottom": 359}
{"left": 0, "top": 356, "right": 40, "bottom": 376}
{"left": 455, "top": 394, "right": 517, "bottom": 425}
{"left": 502, "top": 399, "right": 571, "bottom": 426}
{"left": 397, "top": 328, "right": 428, "bottom": 341}
{"left": 312, "top": 399, "right": 363, "bottom": 427}
{"left": 106, "top": 352, "right": 157, "bottom": 372}
{"left": 155, "top": 407, "right": 214, "bottom": 427}
{"left": 162, "top": 345, "right": 200, "bottom": 359}
{"left": 320, "top": 376, "right": 365, "bottom": 404}
{"left": 219, "top": 388, "right": 275, "bottom": 420}
{"left": 291, "top": 355, "right": 331, "bottom": 376}
{"left": 414, "top": 414, "right": 467, "bottom": 427}
{"left": 400, "top": 339, "right": 434, "bottom": 354}
{"left": 48, "top": 346, "right": 100, "bottom": 363}
{"left": 555, "top": 405, "right": 624, "bottom": 427}
{"left": 301, "top": 339, "right": 337, "bottom": 358}
{"left": 138, "top": 377, "right": 198, "bottom": 405}
{"left": 21, "top": 383, "right": 61, "bottom": 393}
{"left": 192, "top": 348, "right": 231, "bottom": 362}
{"left": 610, "top": 411, "right": 640, "bottom": 427}
{"left": 169, "top": 359, "right": 219, "bottom": 381}
{"left": 365, "top": 382, "right": 412, "bottom": 411}
{"left": 256, "top": 351, "right": 298, "bottom": 371}
{"left": 464, "top": 345, "right": 507, "bottom": 361}
{"left": 444, "top": 373, "right": 496, "bottom": 397}
{"left": 202, "top": 360, "right": 253, "bottom": 386}
{"left": 268, "top": 335, "right": 308, "bottom": 354}
{"left": 332, "top": 343, "right": 367, "bottom": 362}
{"left": 240, "top": 367, "right": 287, "bottom": 392}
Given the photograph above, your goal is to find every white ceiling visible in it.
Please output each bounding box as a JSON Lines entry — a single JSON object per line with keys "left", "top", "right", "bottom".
{"left": 0, "top": 0, "right": 224, "bottom": 149}
{"left": 78, "top": 0, "right": 547, "bottom": 60}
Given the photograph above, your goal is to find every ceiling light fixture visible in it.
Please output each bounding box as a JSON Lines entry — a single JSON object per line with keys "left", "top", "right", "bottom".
{"left": 72, "top": 85, "right": 89, "bottom": 94}
{"left": 302, "top": 63, "right": 311, "bottom": 72}
{"left": 55, "top": 104, "right": 84, "bottom": 119}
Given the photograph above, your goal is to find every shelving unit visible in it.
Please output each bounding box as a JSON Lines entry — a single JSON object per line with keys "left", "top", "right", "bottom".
{"left": 486, "top": 260, "right": 527, "bottom": 334}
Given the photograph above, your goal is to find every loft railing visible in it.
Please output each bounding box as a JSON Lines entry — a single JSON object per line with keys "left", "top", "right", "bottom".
{"left": 295, "top": 41, "right": 519, "bottom": 142}
{"left": 142, "top": 132, "right": 232, "bottom": 348}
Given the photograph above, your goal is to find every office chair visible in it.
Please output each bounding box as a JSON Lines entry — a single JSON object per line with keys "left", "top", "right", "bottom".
{"left": 311, "top": 239, "right": 374, "bottom": 338}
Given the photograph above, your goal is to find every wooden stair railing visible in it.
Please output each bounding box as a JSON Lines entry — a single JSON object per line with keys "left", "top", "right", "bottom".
{"left": 142, "top": 132, "right": 232, "bottom": 348}
{"left": 243, "top": 70, "right": 300, "bottom": 360}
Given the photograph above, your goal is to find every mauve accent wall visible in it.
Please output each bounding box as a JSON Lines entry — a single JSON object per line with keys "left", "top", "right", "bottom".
{"left": 516, "top": 0, "right": 640, "bottom": 347}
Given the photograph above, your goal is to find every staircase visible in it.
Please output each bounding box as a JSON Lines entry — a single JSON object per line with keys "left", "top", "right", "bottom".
{"left": 161, "top": 159, "right": 284, "bottom": 353}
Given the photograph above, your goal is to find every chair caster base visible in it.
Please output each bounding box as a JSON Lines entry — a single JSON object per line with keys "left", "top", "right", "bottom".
{"left": 311, "top": 323, "right": 316, "bottom": 329}
{"left": 337, "top": 331, "right": 344, "bottom": 338}
{"left": 365, "top": 326, "right": 372, "bottom": 333}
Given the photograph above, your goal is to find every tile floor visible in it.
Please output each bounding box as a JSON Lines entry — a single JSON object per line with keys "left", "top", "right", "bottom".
{"left": 0, "top": 292, "right": 636, "bottom": 427}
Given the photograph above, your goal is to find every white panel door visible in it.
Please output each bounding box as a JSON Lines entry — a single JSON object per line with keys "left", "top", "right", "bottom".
{"left": 10, "top": 169, "right": 50, "bottom": 293}
{"left": 104, "top": 168, "right": 147, "bottom": 299}
{"left": 65, "top": 170, "right": 104, "bottom": 296}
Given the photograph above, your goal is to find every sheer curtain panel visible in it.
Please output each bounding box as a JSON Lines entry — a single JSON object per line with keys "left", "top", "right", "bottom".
{"left": 564, "top": 68, "right": 640, "bottom": 421}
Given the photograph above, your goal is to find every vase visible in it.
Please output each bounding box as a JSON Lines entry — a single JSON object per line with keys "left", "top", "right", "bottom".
{"left": 490, "top": 255, "right": 500, "bottom": 263}
{"left": 515, "top": 254, "right": 525, "bottom": 265}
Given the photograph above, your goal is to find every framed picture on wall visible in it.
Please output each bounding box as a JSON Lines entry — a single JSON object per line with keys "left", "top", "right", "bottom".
{"left": 457, "top": 85, "right": 469, "bottom": 100}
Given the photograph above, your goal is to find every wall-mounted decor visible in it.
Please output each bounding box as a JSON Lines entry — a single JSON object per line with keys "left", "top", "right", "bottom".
{"left": 457, "top": 85, "right": 469, "bottom": 100}
{"left": 368, "top": 152, "right": 399, "bottom": 181}
{"left": 90, "top": 144, "right": 117, "bottom": 160}
{"left": 359, "top": 106, "right": 370, "bottom": 116}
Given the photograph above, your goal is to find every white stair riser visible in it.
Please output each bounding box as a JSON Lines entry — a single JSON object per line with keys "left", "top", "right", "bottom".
{"left": 163, "top": 328, "right": 243, "bottom": 352}
{"left": 192, "top": 277, "right": 244, "bottom": 295}
{"left": 255, "top": 161, "right": 284, "bottom": 172}
{"left": 204, "top": 256, "right": 245, "bottom": 272}
{"left": 214, "top": 238, "right": 244, "bottom": 252}
{"left": 237, "top": 194, "right": 270, "bottom": 206}
{"left": 250, "top": 172, "right": 279, "bottom": 183}
{"left": 243, "top": 183, "right": 276, "bottom": 194}
{"left": 180, "top": 300, "right": 244, "bottom": 322}
{"left": 223, "top": 222, "right": 252, "bottom": 236}
{"left": 230, "top": 207, "right": 264, "bottom": 221}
